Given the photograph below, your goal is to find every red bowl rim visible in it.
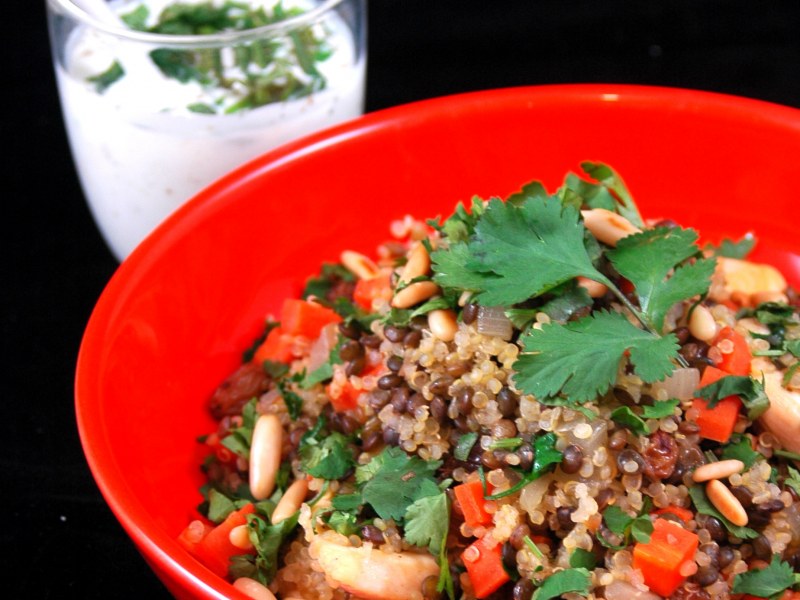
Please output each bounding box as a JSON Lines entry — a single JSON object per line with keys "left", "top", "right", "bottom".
{"left": 74, "top": 83, "right": 800, "bottom": 598}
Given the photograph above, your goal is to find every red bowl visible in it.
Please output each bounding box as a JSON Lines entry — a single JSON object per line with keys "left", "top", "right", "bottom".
{"left": 75, "top": 84, "right": 800, "bottom": 599}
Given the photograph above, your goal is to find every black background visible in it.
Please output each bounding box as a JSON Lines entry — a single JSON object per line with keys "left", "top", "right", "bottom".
{"left": 6, "top": 1, "right": 800, "bottom": 598}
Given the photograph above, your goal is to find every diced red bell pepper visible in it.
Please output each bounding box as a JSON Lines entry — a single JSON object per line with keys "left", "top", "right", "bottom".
{"left": 461, "top": 536, "right": 510, "bottom": 598}
{"left": 454, "top": 480, "right": 493, "bottom": 528}
{"left": 353, "top": 272, "right": 392, "bottom": 310}
{"left": 280, "top": 298, "right": 342, "bottom": 339}
{"left": 712, "top": 326, "right": 752, "bottom": 375}
{"left": 692, "top": 365, "right": 742, "bottom": 443}
{"left": 632, "top": 518, "right": 699, "bottom": 597}
{"left": 190, "top": 503, "right": 256, "bottom": 578}
{"left": 252, "top": 326, "right": 294, "bottom": 364}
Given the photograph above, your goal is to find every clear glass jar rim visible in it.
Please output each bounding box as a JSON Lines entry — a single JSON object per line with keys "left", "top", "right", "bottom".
{"left": 47, "top": 0, "right": 349, "bottom": 46}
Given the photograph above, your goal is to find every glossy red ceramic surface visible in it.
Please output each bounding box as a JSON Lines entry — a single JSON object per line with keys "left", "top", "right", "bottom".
{"left": 75, "top": 84, "right": 800, "bottom": 599}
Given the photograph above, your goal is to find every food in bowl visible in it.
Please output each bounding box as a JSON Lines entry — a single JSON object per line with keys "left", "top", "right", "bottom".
{"left": 177, "top": 163, "right": 800, "bottom": 599}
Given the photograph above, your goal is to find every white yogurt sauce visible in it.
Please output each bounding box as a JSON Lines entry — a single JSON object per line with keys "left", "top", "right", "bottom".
{"left": 56, "top": 0, "right": 365, "bottom": 260}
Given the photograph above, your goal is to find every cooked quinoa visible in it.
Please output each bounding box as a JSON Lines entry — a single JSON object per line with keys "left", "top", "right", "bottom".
{"left": 182, "top": 164, "right": 800, "bottom": 600}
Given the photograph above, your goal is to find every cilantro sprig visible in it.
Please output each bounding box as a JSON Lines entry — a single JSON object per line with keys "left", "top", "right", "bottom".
{"left": 429, "top": 164, "right": 717, "bottom": 403}
{"left": 732, "top": 554, "right": 799, "bottom": 599}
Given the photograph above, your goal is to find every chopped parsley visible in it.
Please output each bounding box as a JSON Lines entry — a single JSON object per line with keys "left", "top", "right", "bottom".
{"left": 597, "top": 505, "right": 653, "bottom": 549}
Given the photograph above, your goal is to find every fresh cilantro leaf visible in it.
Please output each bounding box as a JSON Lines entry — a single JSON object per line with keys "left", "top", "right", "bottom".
{"left": 245, "top": 511, "right": 300, "bottom": 584}
{"left": 506, "top": 180, "right": 550, "bottom": 207}
{"left": 514, "top": 310, "right": 679, "bottom": 403}
{"left": 87, "top": 60, "right": 125, "bottom": 93}
{"left": 610, "top": 406, "right": 650, "bottom": 436}
{"left": 220, "top": 399, "right": 259, "bottom": 459}
{"left": 325, "top": 510, "right": 359, "bottom": 536}
{"left": 454, "top": 432, "right": 479, "bottom": 462}
{"left": 707, "top": 234, "right": 757, "bottom": 259}
{"left": 600, "top": 506, "right": 653, "bottom": 549}
{"left": 630, "top": 516, "right": 654, "bottom": 543}
{"left": 359, "top": 447, "right": 442, "bottom": 521}
{"left": 262, "top": 360, "right": 290, "bottom": 379}
{"left": 532, "top": 567, "right": 591, "bottom": 600}
{"left": 206, "top": 488, "right": 249, "bottom": 524}
{"left": 696, "top": 375, "right": 770, "bottom": 420}
{"left": 688, "top": 485, "right": 758, "bottom": 539}
{"left": 275, "top": 378, "right": 303, "bottom": 420}
{"left": 487, "top": 432, "right": 562, "bottom": 500}
{"left": 720, "top": 434, "right": 763, "bottom": 469}
{"left": 404, "top": 492, "right": 449, "bottom": 556}
{"left": 432, "top": 196, "right": 611, "bottom": 306}
{"left": 785, "top": 466, "right": 800, "bottom": 497}
{"left": 302, "top": 262, "right": 355, "bottom": 300}
{"left": 641, "top": 398, "right": 680, "bottom": 419}
{"left": 603, "top": 505, "right": 634, "bottom": 536}
{"left": 607, "top": 227, "right": 716, "bottom": 331}
{"left": 298, "top": 431, "right": 354, "bottom": 480}
{"left": 579, "top": 161, "right": 644, "bottom": 228}
{"left": 732, "top": 554, "right": 796, "bottom": 598}
{"left": 532, "top": 432, "right": 564, "bottom": 474}
{"left": 331, "top": 493, "right": 362, "bottom": 512}
{"left": 569, "top": 548, "right": 597, "bottom": 570}
{"left": 429, "top": 196, "right": 486, "bottom": 242}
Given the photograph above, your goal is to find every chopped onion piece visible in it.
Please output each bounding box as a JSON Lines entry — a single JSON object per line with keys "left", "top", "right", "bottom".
{"left": 653, "top": 367, "right": 700, "bottom": 401}
{"left": 476, "top": 306, "right": 513, "bottom": 340}
{"left": 307, "top": 322, "right": 339, "bottom": 372}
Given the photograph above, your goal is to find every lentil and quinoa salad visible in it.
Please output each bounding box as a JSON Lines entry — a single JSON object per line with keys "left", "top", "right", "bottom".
{"left": 179, "top": 163, "right": 800, "bottom": 600}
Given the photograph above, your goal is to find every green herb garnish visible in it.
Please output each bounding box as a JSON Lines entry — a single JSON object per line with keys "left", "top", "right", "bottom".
{"left": 695, "top": 374, "right": 770, "bottom": 420}
{"left": 298, "top": 421, "right": 354, "bottom": 480}
{"left": 532, "top": 567, "right": 591, "bottom": 600}
{"left": 87, "top": 60, "right": 125, "bottom": 93}
{"left": 732, "top": 554, "right": 799, "bottom": 599}
{"left": 117, "top": 0, "right": 331, "bottom": 113}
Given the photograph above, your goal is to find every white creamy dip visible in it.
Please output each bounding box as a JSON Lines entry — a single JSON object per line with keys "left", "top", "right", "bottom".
{"left": 56, "top": 0, "right": 365, "bottom": 260}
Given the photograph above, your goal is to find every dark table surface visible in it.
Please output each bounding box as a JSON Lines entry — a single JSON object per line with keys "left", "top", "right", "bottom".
{"left": 7, "top": 0, "right": 800, "bottom": 598}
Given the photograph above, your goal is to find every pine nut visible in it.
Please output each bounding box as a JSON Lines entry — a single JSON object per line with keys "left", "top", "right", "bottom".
{"left": 271, "top": 478, "right": 309, "bottom": 523}
{"left": 341, "top": 250, "right": 380, "bottom": 280}
{"left": 576, "top": 276, "right": 609, "bottom": 298}
{"left": 229, "top": 524, "right": 253, "bottom": 550}
{"left": 399, "top": 241, "right": 431, "bottom": 284}
{"left": 580, "top": 208, "right": 641, "bottom": 247}
{"left": 705, "top": 479, "right": 748, "bottom": 526}
{"left": 233, "top": 577, "right": 277, "bottom": 600}
{"left": 691, "top": 459, "right": 744, "bottom": 482}
{"left": 391, "top": 281, "right": 440, "bottom": 309}
{"left": 249, "top": 414, "right": 283, "bottom": 500}
{"left": 428, "top": 309, "right": 458, "bottom": 342}
{"left": 688, "top": 304, "right": 718, "bottom": 342}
